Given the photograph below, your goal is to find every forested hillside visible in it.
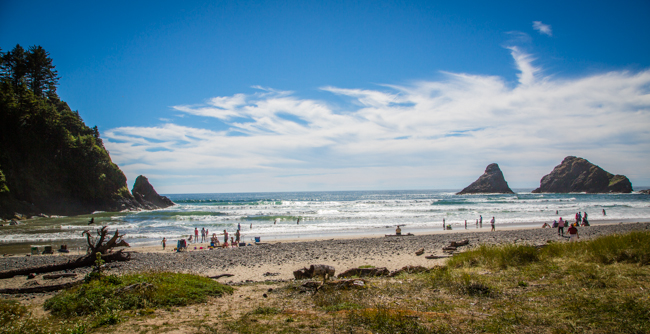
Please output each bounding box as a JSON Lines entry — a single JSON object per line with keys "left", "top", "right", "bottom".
{"left": 0, "top": 44, "right": 142, "bottom": 218}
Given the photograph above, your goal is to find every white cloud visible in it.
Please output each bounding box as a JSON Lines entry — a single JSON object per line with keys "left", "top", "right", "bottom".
{"left": 104, "top": 49, "right": 650, "bottom": 193}
{"left": 533, "top": 21, "right": 552, "bottom": 36}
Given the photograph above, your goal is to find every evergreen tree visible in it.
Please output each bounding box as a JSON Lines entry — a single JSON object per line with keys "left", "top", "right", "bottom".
{"left": 0, "top": 44, "right": 28, "bottom": 89}
{"left": 26, "top": 45, "right": 59, "bottom": 97}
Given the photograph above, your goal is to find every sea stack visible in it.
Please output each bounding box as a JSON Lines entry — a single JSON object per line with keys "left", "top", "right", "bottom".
{"left": 131, "top": 175, "right": 175, "bottom": 209}
{"left": 532, "top": 156, "right": 632, "bottom": 193}
{"left": 457, "top": 163, "right": 514, "bottom": 195}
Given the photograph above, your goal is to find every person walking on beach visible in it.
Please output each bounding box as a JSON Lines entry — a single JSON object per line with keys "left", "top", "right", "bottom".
{"left": 443, "top": 218, "right": 445, "bottom": 230}
{"left": 568, "top": 224, "right": 579, "bottom": 242}
{"left": 194, "top": 228, "right": 199, "bottom": 243}
{"left": 161, "top": 237, "right": 166, "bottom": 250}
{"left": 223, "top": 230, "right": 229, "bottom": 247}
{"left": 479, "top": 215, "right": 483, "bottom": 228}
{"left": 490, "top": 217, "right": 495, "bottom": 231}
{"left": 476, "top": 219, "right": 478, "bottom": 228}
{"left": 235, "top": 229, "right": 241, "bottom": 245}
{"left": 558, "top": 218, "right": 565, "bottom": 236}
{"left": 465, "top": 220, "right": 467, "bottom": 229}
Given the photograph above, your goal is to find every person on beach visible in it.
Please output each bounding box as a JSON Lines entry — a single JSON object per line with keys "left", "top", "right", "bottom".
{"left": 194, "top": 228, "right": 199, "bottom": 243}
{"left": 201, "top": 228, "right": 206, "bottom": 243}
{"left": 479, "top": 215, "right": 483, "bottom": 228}
{"left": 476, "top": 219, "right": 478, "bottom": 228}
{"left": 443, "top": 218, "right": 445, "bottom": 230}
{"left": 568, "top": 224, "right": 579, "bottom": 242}
{"left": 297, "top": 218, "right": 300, "bottom": 224}
{"left": 235, "top": 229, "right": 241, "bottom": 245}
{"left": 465, "top": 220, "right": 467, "bottom": 229}
{"left": 188, "top": 235, "right": 193, "bottom": 243}
{"left": 223, "top": 229, "right": 229, "bottom": 246}
{"left": 238, "top": 223, "right": 241, "bottom": 231}
{"left": 396, "top": 226, "right": 402, "bottom": 235}
{"left": 250, "top": 223, "right": 252, "bottom": 229}
{"left": 490, "top": 217, "right": 495, "bottom": 231}
{"left": 230, "top": 236, "right": 235, "bottom": 247}
{"left": 582, "top": 212, "right": 590, "bottom": 226}
{"left": 211, "top": 233, "right": 220, "bottom": 247}
{"left": 542, "top": 222, "right": 550, "bottom": 228}
{"left": 558, "top": 218, "right": 565, "bottom": 236}
{"left": 603, "top": 209, "right": 606, "bottom": 216}
{"left": 161, "top": 237, "right": 166, "bottom": 250}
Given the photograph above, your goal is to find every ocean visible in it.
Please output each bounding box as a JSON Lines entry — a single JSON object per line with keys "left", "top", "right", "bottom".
{"left": 1, "top": 189, "right": 650, "bottom": 253}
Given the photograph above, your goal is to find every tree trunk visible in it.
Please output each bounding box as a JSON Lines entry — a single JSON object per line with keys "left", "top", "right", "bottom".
{"left": 0, "top": 251, "right": 130, "bottom": 279}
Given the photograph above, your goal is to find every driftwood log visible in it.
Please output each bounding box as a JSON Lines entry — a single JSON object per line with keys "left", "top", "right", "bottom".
{"left": 0, "top": 280, "right": 82, "bottom": 294}
{"left": 209, "top": 274, "right": 234, "bottom": 279}
{"left": 0, "top": 226, "right": 131, "bottom": 279}
{"left": 43, "top": 273, "right": 77, "bottom": 279}
{"left": 0, "top": 251, "right": 130, "bottom": 279}
{"left": 449, "top": 239, "right": 469, "bottom": 247}
{"left": 415, "top": 248, "right": 424, "bottom": 256}
{"left": 293, "top": 264, "right": 335, "bottom": 280}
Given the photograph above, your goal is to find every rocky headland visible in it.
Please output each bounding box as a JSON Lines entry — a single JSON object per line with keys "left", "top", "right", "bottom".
{"left": 532, "top": 156, "right": 632, "bottom": 193}
{"left": 132, "top": 175, "right": 175, "bottom": 210}
{"left": 457, "top": 163, "right": 514, "bottom": 195}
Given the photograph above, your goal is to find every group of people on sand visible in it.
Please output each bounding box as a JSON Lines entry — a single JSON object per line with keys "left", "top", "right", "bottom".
{"left": 543, "top": 211, "right": 593, "bottom": 242}
{"left": 160, "top": 224, "right": 245, "bottom": 251}
{"left": 444, "top": 215, "right": 496, "bottom": 231}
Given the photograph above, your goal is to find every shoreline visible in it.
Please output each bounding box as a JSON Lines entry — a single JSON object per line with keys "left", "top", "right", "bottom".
{"left": 1, "top": 221, "right": 649, "bottom": 290}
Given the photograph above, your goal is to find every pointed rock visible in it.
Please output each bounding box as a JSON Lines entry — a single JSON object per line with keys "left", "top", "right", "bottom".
{"left": 457, "top": 163, "right": 514, "bottom": 195}
{"left": 532, "top": 156, "right": 632, "bottom": 193}
{"left": 131, "top": 176, "right": 175, "bottom": 209}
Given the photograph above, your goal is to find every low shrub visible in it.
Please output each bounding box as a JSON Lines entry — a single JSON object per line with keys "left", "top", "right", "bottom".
{"left": 448, "top": 243, "right": 539, "bottom": 269}
{"left": 45, "top": 272, "right": 233, "bottom": 318}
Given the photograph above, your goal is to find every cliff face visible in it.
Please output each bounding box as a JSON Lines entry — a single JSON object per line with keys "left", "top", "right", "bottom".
{"left": 132, "top": 175, "right": 175, "bottom": 210}
{"left": 457, "top": 163, "right": 514, "bottom": 195}
{"left": 532, "top": 156, "right": 632, "bottom": 193}
{"left": 0, "top": 83, "right": 142, "bottom": 218}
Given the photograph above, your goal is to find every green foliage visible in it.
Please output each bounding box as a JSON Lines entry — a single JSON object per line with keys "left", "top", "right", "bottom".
{"left": 447, "top": 243, "right": 540, "bottom": 269}
{"left": 345, "top": 305, "right": 431, "bottom": 334}
{"left": 0, "top": 299, "right": 87, "bottom": 334}
{"left": 251, "top": 306, "right": 281, "bottom": 315}
{"left": 0, "top": 47, "right": 134, "bottom": 216}
{"left": 44, "top": 272, "right": 233, "bottom": 318}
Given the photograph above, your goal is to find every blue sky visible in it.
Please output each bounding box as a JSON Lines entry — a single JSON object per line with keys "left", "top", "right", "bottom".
{"left": 2, "top": 0, "right": 650, "bottom": 193}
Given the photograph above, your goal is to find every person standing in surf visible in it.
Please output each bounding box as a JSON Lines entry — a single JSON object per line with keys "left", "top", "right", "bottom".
{"left": 479, "top": 215, "right": 483, "bottom": 228}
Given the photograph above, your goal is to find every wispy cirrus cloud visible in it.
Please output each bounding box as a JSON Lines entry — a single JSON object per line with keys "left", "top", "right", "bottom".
{"left": 533, "top": 21, "right": 552, "bottom": 36}
{"left": 104, "top": 48, "right": 650, "bottom": 193}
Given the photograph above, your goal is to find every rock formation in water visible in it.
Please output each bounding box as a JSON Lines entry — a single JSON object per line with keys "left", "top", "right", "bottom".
{"left": 532, "top": 156, "right": 632, "bottom": 193}
{"left": 131, "top": 175, "right": 175, "bottom": 210}
{"left": 457, "top": 163, "right": 514, "bottom": 195}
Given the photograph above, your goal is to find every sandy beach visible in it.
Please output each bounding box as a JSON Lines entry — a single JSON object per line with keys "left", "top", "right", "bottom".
{"left": 0, "top": 221, "right": 648, "bottom": 292}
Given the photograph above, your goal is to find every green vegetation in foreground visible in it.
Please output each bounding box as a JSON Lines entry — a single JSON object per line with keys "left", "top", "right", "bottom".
{"left": 43, "top": 272, "right": 232, "bottom": 329}
{"left": 221, "top": 231, "right": 650, "bottom": 333}
{"left": 4, "top": 231, "right": 650, "bottom": 333}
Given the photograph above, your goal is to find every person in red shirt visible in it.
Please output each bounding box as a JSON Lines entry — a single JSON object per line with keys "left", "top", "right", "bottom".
{"left": 568, "top": 224, "right": 579, "bottom": 242}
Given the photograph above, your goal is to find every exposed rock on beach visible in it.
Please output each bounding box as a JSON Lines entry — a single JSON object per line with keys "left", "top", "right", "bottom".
{"left": 532, "top": 156, "right": 632, "bottom": 193}
{"left": 457, "top": 163, "right": 514, "bottom": 195}
{"left": 132, "top": 175, "right": 175, "bottom": 210}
